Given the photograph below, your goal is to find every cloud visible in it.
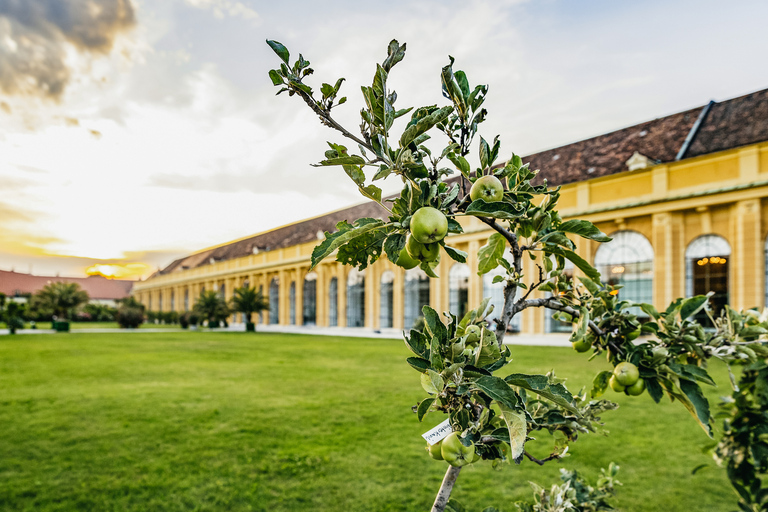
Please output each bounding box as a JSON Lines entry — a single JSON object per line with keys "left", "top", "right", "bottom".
{"left": 0, "top": 0, "right": 136, "bottom": 99}
{"left": 183, "top": 0, "right": 258, "bottom": 22}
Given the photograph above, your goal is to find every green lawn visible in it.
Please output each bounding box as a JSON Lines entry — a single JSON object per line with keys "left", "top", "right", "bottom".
{"left": 16, "top": 321, "right": 181, "bottom": 330}
{"left": 0, "top": 332, "right": 738, "bottom": 511}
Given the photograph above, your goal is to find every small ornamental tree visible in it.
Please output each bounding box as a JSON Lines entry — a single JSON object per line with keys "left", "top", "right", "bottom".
{"left": 267, "top": 40, "right": 768, "bottom": 511}
{"left": 230, "top": 285, "right": 270, "bottom": 331}
{"left": 193, "top": 290, "right": 230, "bottom": 328}
{"left": 30, "top": 282, "right": 89, "bottom": 321}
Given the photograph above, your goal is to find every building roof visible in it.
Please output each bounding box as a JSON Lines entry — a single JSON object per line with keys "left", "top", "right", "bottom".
{"left": 0, "top": 270, "right": 134, "bottom": 300}
{"left": 154, "top": 87, "right": 768, "bottom": 276}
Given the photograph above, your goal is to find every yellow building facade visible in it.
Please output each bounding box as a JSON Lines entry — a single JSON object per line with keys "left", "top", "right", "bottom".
{"left": 133, "top": 90, "right": 768, "bottom": 334}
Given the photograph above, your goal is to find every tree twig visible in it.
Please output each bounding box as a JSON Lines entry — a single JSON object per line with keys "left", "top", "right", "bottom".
{"left": 524, "top": 450, "right": 562, "bottom": 466}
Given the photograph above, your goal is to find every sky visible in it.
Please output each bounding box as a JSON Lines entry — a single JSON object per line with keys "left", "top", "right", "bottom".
{"left": 1, "top": 0, "right": 768, "bottom": 280}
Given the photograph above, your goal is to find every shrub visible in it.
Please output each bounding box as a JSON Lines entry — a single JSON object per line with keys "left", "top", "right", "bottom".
{"left": 116, "top": 306, "right": 144, "bottom": 329}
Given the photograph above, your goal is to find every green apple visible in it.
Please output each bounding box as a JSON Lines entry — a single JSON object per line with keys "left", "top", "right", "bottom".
{"left": 626, "top": 378, "right": 646, "bottom": 396}
{"left": 613, "top": 362, "right": 640, "bottom": 387}
{"left": 608, "top": 375, "right": 625, "bottom": 392}
{"left": 465, "top": 324, "right": 482, "bottom": 345}
{"left": 440, "top": 432, "right": 475, "bottom": 467}
{"left": 395, "top": 245, "right": 420, "bottom": 269}
{"left": 470, "top": 175, "right": 504, "bottom": 202}
{"left": 427, "top": 440, "right": 443, "bottom": 460}
{"left": 572, "top": 338, "right": 591, "bottom": 353}
{"left": 405, "top": 235, "right": 439, "bottom": 262}
{"left": 410, "top": 207, "right": 448, "bottom": 244}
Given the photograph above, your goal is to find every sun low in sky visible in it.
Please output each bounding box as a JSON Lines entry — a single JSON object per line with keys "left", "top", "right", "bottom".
{"left": 1, "top": 0, "right": 768, "bottom": 280}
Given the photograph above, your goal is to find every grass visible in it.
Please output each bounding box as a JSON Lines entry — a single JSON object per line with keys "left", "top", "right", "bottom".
{"left": 15, "top": 321, "right": 181, "bottom": 330}
{"left": 0, "top": 332, "right": 739, "bottom": 511}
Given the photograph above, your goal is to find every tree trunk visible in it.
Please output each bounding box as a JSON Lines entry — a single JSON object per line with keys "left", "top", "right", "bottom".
{"left": 431, "top": 465, "right": 462, "bottom": 512}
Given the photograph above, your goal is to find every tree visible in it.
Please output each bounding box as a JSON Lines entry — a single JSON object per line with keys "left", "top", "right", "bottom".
{"left": 30, "top": 282, "right": 89, "bottom": 321}
{"left": 193, "top": 290, "right": 230, "bottom": 328}
{"left": 268, "top": 40, "right": 768, "bottom": 511}
{"left": 230, "top": 285, "right": 269, "bottom": 330}
{"left": 0, "top": 293, "right": 26, "bottom": 334}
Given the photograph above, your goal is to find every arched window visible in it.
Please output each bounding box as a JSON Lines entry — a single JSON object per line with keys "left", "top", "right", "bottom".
{"left": 329, "top": 277, "right": 338, "bottom": 327}
{"left": 158, "top": 292, "right": 163, "bottom": 312}
{"left": 686, "top": 235, "right": 730, "bottom": 324}
{"left": 347, "top": 269, "right": 366, "bottom": 327}
{"left": 289, "top": 282, "right": 296, "bottom": 325}
{"left": 243, "top": 279, "right": 250, "bottom": 288}
{"left": 219, "top": 283, "right": 226, "bottom": 299}
{"left": 594, "top": 231, "right": 654, "bottom": 309}
{"left": 483, "top": 249, "right": 522, "bottom": 332}
{"left": 380, "top": 271, "right": 395, "bottom": 328}
{"left": 148, "top": 295, "right": 152, "bottom": 311}
{"left": 404, "top": 268, "right": 430, "bottom": 330}
{"left": 303, "top": 272, "right": 317, "bottom": 326}
{"left": 170, "top": 290, "right": 175, "bottom": 311}
{"left": 449, "top": 263, "right": 470, "bottom": 320}
{"left": 269, "top": 278, "right": 279, "bottom": 324}
{"left": 184, "top": 289, "right": 189, "bottom": 312}
{"left": 545, "top": 259, "right": 574, "bottom": 333}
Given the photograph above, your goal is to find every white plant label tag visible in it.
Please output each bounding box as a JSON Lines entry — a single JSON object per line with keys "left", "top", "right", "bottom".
{"left": 422, "top": 419, "right": 453, "bottom": 445}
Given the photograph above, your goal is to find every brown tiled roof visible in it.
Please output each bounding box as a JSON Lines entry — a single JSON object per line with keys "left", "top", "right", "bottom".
{"left": 157, "top": 201, "right": 388, "bottom": 275}
{"left": 526, "top": 87, "right": 768, "bottom": 186}
{"left": 686, "top": 89, "right": 768, "bottom": 158}
{"left": 155, "top": 87, "right": 768, "bottom": 274}
{"left": 526, "top": 106, "right": 702, "bottom": 186}
{"left": 0, "top": 270, "right": 133, "bottom": 300}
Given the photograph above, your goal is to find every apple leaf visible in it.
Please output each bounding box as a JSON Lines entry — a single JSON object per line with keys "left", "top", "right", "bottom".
{"left": 417, "top": 397, "right": 435, "bottom": 422}
{"left": 444, "top": 245, "right": 467, "bottom": 264}
{"left": 335, "top": 223, "right": 392, "bottom": 271}
{"left": 545, "top": 247, "right": 601, "bottom": 281}
{"left": 359, "top": 184, "right": 382, "bottom": 203}
{"left": 504, "top": 373, "right": 579, "bottom": 414}
{"left": 266, "top": 39, "right": 290, "bottom": 64}
{"left": 383, "top": 233, "right": 406, "bottom": 263}
{"left": 316, "top": 155, "right": 367, "bottom": 166}
{"left": 403, "top": 328, "right": 429, "bottom": 359}
{"left": 447, "top": 153, "right": 471, "bottom": 178}
{"left": 497, "top": 402, "right": 526, "bottom": 464}
{"left": 680, "top": 295, "right": 710, "bottom": 321}
{"left": 671, "top": 380, "right": 713, "bottom": 437}
{"left": 423, "top": 305, "right": 449, "bottom": 346}
{"left": 406, "top": 357, "right": 431, "bottom": 373}
{"left": 465, "top": 199, "right": 525, "bottom": 220}
{"left": 590, "top": 371, "right": 612, "bottom": 398}
{"left": 477, "top": 233, "right": 506, "bottom": 275}
{"left": 311, "top": 218, "right": 386, "bottom": 269}
{"left": 558, "top": 219, "right": 612, "bottom": 242}
{"left": 474, "top": 375, "right": 520, "bottom": 411}
{"left": 400, "top": 105, "right": 453, "bottom": 148}
{"left": 421, "top": 369, "right": 444, "bottom": 395}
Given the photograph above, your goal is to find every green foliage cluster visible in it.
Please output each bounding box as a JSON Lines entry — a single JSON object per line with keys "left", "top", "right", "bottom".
{"left": 116, "top": 296, "right": 146, "bottom": 329}
{"left": 229, "top": 286, "right": 269, "bottom": 327}
{"left": 0, "top": 293, "right": 26, "bottom": 334}
{"left": 29, "top": 282, "right": 89, "bottom": 321}
{"left": 268, "top": 38, "right": 768, "bottom": 510}
{"left": 193, "top": 290, "right": 230, "bottom": 328}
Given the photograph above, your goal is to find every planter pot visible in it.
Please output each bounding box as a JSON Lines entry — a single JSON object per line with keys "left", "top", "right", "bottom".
{"left": 245, "top": 322, "right": 256, "bottom": 332}
{"left": 53, "top": 321, "right": 70, "bottom": 332}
